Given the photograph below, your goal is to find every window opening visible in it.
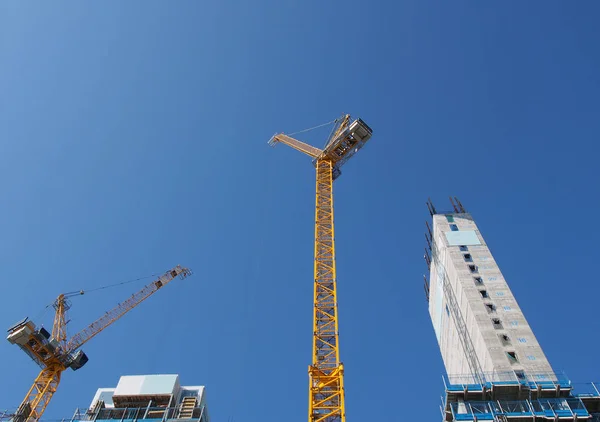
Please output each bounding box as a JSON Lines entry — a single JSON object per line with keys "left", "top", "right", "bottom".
{"left": 485, "top": 303, "right": 496, "bottom": 313}
{"left": 499, "top": 334, "right": 511, "bottom": 345}
{"left": 450, "top": 224, "right": 459, "bottom": 231}
{"left": 469, "top": 264, "right": 477, "bottom": 273}
{"left": 506, "top": 351, "right": 518, "bottom": 363}
{"left": 446, "top": 215, "right": 455, "bottom": 223}
{"left": 492, "top": 318, "right": 502, "bottom": 329}
{"left": 463, "top": 254, "right": 473, "bottom": 262}
{"left": 479, "top": 290, "right": 489, "bottom": 298}
{"left": 460, "top": 245, "right": 468, "bottom": 251}
{"left": 474, "top": 277, "right": 483, "bottom": 285}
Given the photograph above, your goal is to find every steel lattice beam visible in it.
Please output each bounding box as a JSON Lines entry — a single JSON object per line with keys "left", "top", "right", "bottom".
{"left": 16, "top": 365, "right": 62, "bottom": 422}
{"left": 308, "top": 159, "right": 345, "bottom": 422}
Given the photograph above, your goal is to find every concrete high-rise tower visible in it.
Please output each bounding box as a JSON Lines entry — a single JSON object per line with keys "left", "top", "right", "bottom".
{"left": 424, "top": 199, "right": 600, "bottom": 421}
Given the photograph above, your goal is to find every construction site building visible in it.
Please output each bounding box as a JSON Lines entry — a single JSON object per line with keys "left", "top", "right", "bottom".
{"left": 424, "top": 201, "right": 600, "bottom": 422}
{"left": 67, "top": 374, "right": 208, "bottom": 422}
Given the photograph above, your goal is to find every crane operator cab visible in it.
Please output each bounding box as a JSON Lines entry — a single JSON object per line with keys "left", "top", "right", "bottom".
{"left": 7, "top": 317, "right": 89, "bottom": 371}
{"left": 316, "top": 117, "right": 373, "bottom": 180}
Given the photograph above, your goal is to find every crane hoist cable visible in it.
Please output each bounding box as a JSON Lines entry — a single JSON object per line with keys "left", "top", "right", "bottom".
{"left": 29, "top": 272, "right": 162, "bottom": 327}
{"left": 286, "top": 119, "right": 338, "bottom": 137}
{"left": 63, "top": 272, "right": 163, "bottom": 295}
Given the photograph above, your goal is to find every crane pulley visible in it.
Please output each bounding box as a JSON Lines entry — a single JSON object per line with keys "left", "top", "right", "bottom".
{"left": 7, "top": 265, "right": 192, "bottom": 422}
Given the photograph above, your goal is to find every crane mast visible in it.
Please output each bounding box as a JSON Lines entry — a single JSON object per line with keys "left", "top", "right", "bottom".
{"left": 7, "top": 265, "right": 192, "bottom": 422}
{"left": 310, "top": 157, "right": 344, "bottom": 422}
{"left": 268, "top": 115, "right": 373, "bottom": 422}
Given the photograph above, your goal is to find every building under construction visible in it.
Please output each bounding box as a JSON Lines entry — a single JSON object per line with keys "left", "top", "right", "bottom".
{"left": 424, "top": 199, "right": 600, "bottom": 422}
{"left": 68, "top": 374, "right": 208, "bottom": 422}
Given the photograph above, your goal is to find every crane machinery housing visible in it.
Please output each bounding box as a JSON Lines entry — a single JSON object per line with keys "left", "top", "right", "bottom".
{"left": 268, "top": 114, "right": 373, "bottom": 422}
{"left": 6, "top": 265, "right": 192, "bottom": 422}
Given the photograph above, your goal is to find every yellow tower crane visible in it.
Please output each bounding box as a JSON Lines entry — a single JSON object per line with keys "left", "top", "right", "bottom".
{"left": 7, "top": 265, "right": 192, "bottom": 422}
{"left": 268, "top": 115, "right": 373, "bottom": 422}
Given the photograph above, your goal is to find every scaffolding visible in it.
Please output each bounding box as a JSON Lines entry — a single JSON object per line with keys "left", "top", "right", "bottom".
{"left": 440, "top": 373, "right": 600, "bottom": 422}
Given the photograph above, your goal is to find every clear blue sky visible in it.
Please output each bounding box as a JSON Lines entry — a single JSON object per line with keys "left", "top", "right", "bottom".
{"left": 1, "top": 2, "right": 599, "bottom": 421}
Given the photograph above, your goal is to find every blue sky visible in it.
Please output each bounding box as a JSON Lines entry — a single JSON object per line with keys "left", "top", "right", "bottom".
{"left": 1, "top": 1, "right": 599, "bottom": 421}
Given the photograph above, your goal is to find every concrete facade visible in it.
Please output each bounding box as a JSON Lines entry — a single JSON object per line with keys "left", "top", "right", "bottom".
{"left": 428, "top": 212, "right": 554, "bottom": 383}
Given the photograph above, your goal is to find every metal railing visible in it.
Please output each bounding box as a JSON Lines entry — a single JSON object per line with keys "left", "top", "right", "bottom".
{"left": 444, "top": 370, "right": 572, "bottom": 391}
{"left": 70, "top": 404, "right": 207, "bottom": 422}
{"left": 572, "top": 382, "right": 600, "bottom": 398}
{"left": 449, "top": 397, "right": 589, "bottom": 421}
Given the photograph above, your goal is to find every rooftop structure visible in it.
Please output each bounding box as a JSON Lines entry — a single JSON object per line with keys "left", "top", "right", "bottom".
{"left": 68, "top": 374, "right": 208, "bottom": 422}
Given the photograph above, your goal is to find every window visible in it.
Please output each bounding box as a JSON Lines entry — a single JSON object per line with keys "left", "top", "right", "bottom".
{"left": 503, "top": 306, "right": 512, "bottom": 311}
{"left": 499, "top": 334, "right": 511, "bottom": 345}
{"left": 515, "top": 370, "right": 526, "bottom": 380}
{"left": 445, "top": 304, "right": 450, "bottom": 316}
{"left": 479, "top": 290, "right": 489, "bottom": 298}
{"left": 446, "top": 215, "right": 455, "bottom": 223}
{"left": 459, "top": 245, "right": 468, "bottom": 251}
{"left": 450, "top": 224, "right": 459, "bottom": 231}
{"left": 492, "top": 318, "right": 503, "bottom": 329}
{"left": 506, "top": 351, "right": 518, "bottom": 363}
{"left": 526, "top": 355, "right": 536, "bottom": 361}
{"left": 517, "top": 337, "right": 527, "bottom": 344}
{"left": 510, "top": 320, "right": 519, "bottom": 327}
{"left": 488, "top": 277, "right": 497, "bottom": 281}
{"left": 463, "top": 254, "right": 473, "bottom": 262}
{"left": 469, "top": 264, "right": 478, "bottom": 273}
{"left": 485, "top": 303, "right": 496, "bottom": 313}
{"left": 496, "top": 291, "right": 505, "bottom": 297}
{"left": 474, "top": 277, "right": 484, "bottom": 285}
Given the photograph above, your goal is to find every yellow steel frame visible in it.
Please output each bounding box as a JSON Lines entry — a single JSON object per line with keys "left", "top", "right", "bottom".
{"left": 309, "top": 159, "right": 345, "bottom": 422}
{"left": 17, "top": 365, "right": 63, "bottom": 422}
{"left": 52, "top": 295, "right": 68, "bottom": 348}
{"left": 269, "top": 118, "right": 358, "bottom": 422}
{"left": 15, "top": 295, "right": 70, "bottom": 422}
